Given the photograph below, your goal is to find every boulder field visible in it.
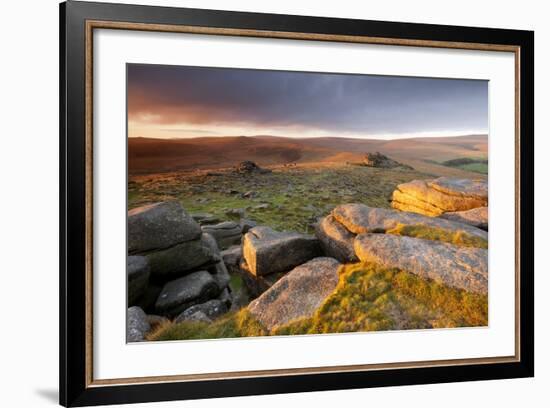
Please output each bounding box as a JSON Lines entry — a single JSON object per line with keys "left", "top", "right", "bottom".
{"left": 126, "top": 201, "right": 234, "bottom": 340}
{"left": 127, "top": 176, "right": 489, "bottom": 340}
{"left": 316, "top": 203, "right": 488, "bottom": 294}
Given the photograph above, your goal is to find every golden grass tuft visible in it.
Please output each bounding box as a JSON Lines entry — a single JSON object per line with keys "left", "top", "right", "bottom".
{"left": 148, "top": 262, "right": 488, "bottom": 341}
{"left": 147, "top": 309, "right": 267, "bottom": 341}
{"left": 274, "top": 263, "right": 488, "bottom": 335}
{"left": 386, "top": 223, "right": 488, "bottom": 249}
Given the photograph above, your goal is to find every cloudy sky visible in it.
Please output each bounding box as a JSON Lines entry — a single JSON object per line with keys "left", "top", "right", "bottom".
{"left": 127, "top": 64, "right": 488, "bottom": 140}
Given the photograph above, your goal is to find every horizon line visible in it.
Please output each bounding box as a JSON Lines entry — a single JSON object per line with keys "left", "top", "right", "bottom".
{"left": 127, "top": 131, "right": 488, "bottom": 142}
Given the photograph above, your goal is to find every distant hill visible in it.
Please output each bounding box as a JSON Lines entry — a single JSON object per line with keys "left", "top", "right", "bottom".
{"left": 128, "top": 134, "right": 488, "bottom": 177}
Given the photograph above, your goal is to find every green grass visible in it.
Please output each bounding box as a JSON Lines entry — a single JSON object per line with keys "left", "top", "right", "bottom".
{"left": 147, "top": 262, "right": 488, "bottom": 341}
{"left": 441, "top": 157, "right": 488, "bottom": 175}
{"left": 229, "top": 274, "right": 244, "bottom": 293}
{"left": 387, "top": 224, "right": 488, "bottom": 249}
{"left": 128, "top": 165, "right": 427, "bottom": 233}
{"left": 458, "top": 162, "right": 488, "bottom": 174}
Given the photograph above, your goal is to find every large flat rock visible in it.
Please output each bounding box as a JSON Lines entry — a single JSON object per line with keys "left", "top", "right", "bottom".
{"left": 391, "top": 178, "right": 488, "bottom": 216}
{"left": 429, "top": 177, "right": 488, "bottom": 200}
{"left": 439, "top": 207, "right": 488, "bottom": 230}
{"left": 248, "top": 257, "right": 341, "bottom": 330}
{"left": 128, "top": 201, "right": 202, "bottom": 253}
{"left": 315, "top": 215, "right": 358, "bottom": 263}
{"left": 332, "top": 204, "right": 487, "bottom": 240}
{"left": 354, "top": 233, "right": 488, "bottom": 294}
{"left": 243, "top": 226, "right": 321, "bottom": 276}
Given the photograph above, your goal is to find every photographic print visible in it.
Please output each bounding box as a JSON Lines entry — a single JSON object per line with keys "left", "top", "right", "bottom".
{"left": 126, "top": 64, "right": 489, "bottom": 343}
{"left": 60, "top": 4, "right": 533, "bottom": 404}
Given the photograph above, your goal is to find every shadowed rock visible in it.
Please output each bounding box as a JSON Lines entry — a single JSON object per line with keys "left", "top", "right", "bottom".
{"left": 248, "top": 257, "right": 341, "bottom": 330}
{"left": 128, "top": 201, "right": 201, "bottom": 253}
{"left": 239, "top": 218, "right": 258, "bottom": 233}
{"left": 175, "top": 299, "right": 228, "bottom": 323}
{"left": 134, "top": 284, "right": 162, "bottom": 314}
{"left": 315, "top": 215, "right": 358, "bottom": 263}
{"left": 202, "top": 232, "right": 220, "bottom": 254}
{"left": 191, "top": 212, "right": 220, "bottom": 225}
{"left": 155, "top": 270, "right": 220, "bottom": 317}
{"left": 243, "top": 226, "right": 322, "bottom": 276}
{"left": 208, "top": 260, "right": 231, "bottom": 291}
{"left": 217, "top": 287, "right": 233, "bottom": 309}
{"left": 354, "top": 233, "right": 488, "bottom": 294}
{"left": 201, "top": 221, "right": 242, "bottom": 249}
{"left": 440, "top": 207, "right": 488, "bottom": 230}
{"left": 391, "top": 177, "right": 488, "bottom": 216}
{"left": 127, "top": 306, "right": 150, "bottom": 342}
{"left": 127, "top": 256, "right": 150, "bottom": 305}
{"left": 332, "top": 204, "right": 487, "bottom": 240}
{"left": 221, "top": 245, "right": 242, "bottom": 269}
{"left": 144, "top": 233, "right": 220, "bottom": 279}
{"left": 238, "top": 258, "right": 286, "bottom": 297}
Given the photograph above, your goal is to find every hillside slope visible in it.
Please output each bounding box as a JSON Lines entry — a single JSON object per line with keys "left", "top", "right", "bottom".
{"left": 128, "top": 134, "right": 488, "bottom": 178}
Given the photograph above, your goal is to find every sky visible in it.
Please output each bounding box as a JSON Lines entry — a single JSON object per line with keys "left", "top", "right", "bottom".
{"left": 127, "top": 64, "right": 488, "bottom": 140}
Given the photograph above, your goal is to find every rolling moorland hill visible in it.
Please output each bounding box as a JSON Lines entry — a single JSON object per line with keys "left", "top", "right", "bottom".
{"left": 128, "top": 134, "right": 488, "bottom": 178}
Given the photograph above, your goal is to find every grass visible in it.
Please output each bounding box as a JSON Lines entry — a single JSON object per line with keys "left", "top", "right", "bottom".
{"left": 229, "top": 274, "right": 244, "bottom": 293}
{"left": 386, "top": 224, "right": 488, "bottom": 249}
{"left": 441, "top": 157, "right": 488, "bottom": 175}
{"left": 128, "top": 164, "right": 427, "bottom": 233}
{"left": 146, "top": 309, "right": 267, "bottom": 341}
{"left": 147, "top": 262, "right": 488, "bottom": 341}
{"left": 458, "top": 162, "right": 488, "bottom": 174}
{"left": 273, "top": 263, "right": 488, "bottom": 335}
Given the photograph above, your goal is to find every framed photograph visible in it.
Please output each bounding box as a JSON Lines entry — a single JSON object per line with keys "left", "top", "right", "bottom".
{"left": 60, "top": 1, "right": 534, "bottom": 406}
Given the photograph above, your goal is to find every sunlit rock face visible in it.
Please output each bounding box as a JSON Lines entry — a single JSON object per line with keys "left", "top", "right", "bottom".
{"left": 391, "top": 177, "right": 488, "bottom": 216}
{"left": 354, "top": 233, "right": 488, "bottom": 294}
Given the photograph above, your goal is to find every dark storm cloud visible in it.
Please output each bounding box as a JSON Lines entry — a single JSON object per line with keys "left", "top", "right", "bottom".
{"left": 127, "top": 64, "right": 488, "bottom": 135}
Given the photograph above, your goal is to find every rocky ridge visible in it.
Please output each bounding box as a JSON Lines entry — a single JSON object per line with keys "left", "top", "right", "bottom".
{"left": 362, "top": 152, "right": 413, "bottom": 170}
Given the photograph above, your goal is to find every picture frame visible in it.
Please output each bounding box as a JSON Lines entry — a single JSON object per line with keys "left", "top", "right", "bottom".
{"left": 59, "top": 1, "right": 534, "bottom": 406}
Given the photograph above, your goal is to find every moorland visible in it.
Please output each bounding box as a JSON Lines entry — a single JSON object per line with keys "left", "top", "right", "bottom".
{"left": 126, "top": 134, "right": 489, "bottom": 342}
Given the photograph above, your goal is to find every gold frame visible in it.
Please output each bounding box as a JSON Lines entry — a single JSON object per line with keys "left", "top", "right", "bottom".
{"left": 84, "top": 20, "right": 521, "bottom": 388}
